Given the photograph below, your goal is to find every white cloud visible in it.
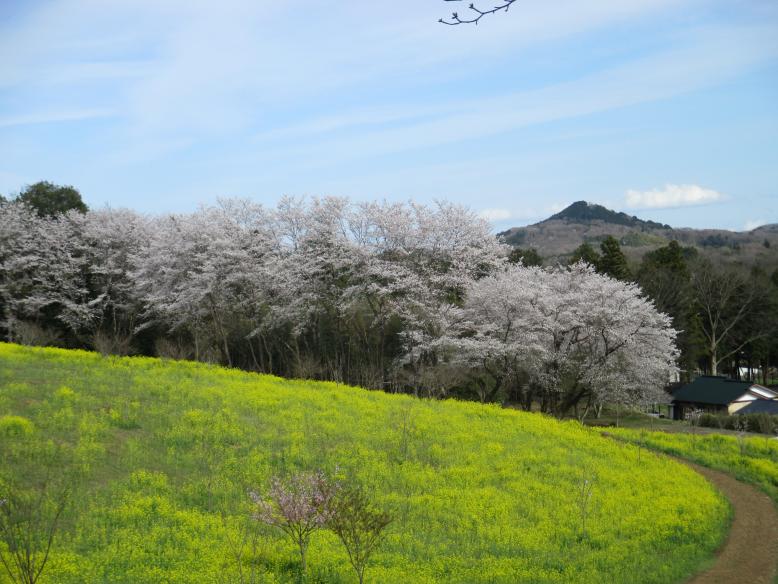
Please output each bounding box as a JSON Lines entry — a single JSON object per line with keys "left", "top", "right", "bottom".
{"left": 479, "top": 208, "right": 513, "bottom": 222}
{"left": 625, "top": 184, "right": 724, "bottom": 209}
{"left": 743, "top": 219, "right": 767, "bottom": 231}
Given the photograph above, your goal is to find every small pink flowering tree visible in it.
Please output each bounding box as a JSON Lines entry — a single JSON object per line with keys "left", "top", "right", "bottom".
{"left": 249, "top": 471, "right": 337, "bottom": 575}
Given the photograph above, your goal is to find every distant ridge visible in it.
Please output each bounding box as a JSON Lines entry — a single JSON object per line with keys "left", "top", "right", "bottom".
{"left": 498, "top": 201, "right": 778, "bottom": 269}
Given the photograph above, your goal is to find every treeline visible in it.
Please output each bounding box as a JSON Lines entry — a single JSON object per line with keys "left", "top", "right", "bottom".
{"left": 0, "top": 184, "right": 504, "bottom": 393}
{"left": 515, "top": 235, "right": 778, "bottom": 383}
{"left": 0, "top": 183, "right": 680, "bottom": 415}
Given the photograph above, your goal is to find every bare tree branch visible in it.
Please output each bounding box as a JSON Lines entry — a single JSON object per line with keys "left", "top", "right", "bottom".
{"left": 439, "top": 0, "right": 518, "bottom": 26}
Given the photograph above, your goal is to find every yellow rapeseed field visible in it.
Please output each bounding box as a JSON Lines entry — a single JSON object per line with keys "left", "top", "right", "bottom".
{"left": 0, "top": 343, "right": 728, "bottom": 583}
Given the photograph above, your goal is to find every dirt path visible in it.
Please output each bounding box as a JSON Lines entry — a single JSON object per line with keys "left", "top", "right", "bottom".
{"left": 682, "top": 461, "right": 778, "bottom": 584}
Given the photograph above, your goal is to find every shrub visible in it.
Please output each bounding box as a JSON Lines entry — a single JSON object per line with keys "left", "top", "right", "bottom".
{"left": 0, "top": 415, "right": 34, "bottom": 438}
{"left": 92, "top": 330, "right": 134, "bottom": 356}
{"left": 327, "top": 483, "right": 392, "bottom": 584}
{"left": 13, "top": 322, "right": 61, "bottom": 348}
{"left": 698, "top": 412, "right": 777, "bottom": 435}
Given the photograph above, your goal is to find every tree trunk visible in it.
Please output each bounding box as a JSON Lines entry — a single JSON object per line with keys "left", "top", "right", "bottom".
{"left": 710, "top": 346, "right": 718, "bottom": 376}
{"left": 299, "top": 541, "right": 307, "bottom": 576}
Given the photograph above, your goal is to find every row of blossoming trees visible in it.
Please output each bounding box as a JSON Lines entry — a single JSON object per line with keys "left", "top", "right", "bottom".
{"left": 0, "top": 197, "right": 677, "bottom": 416}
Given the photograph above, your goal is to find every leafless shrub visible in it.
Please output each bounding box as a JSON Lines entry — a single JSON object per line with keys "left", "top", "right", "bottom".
{"left": 0, "top": 483, "right": 69, "bottom": 584}
{"left": 92, "top": 330, "right": 134, "bottom": 356}
{"left": 389, "top": 404, "right": 417, "bottom": 464}
{"left": 154, "top": 338, "right": 194, "bottom": 361}
{"left": 577, "top": 471, "right": 597, "bottom": 540}
{"left": 685, "top": 408, "right": 703, "bottom": 447}
{"left": 735, "top": 417, "right": 748, "bottom": 456}
{"left": 220, "top": 512, "right": 264, "bottom": 584}
{"left": 327, "top": 484, "right": 392, "bottom": 584}
{"left": 637, "top": 429, "right": 647, "bottom": 464}
{"left": 13, "top": 321, "right": 61, "bottom": 348}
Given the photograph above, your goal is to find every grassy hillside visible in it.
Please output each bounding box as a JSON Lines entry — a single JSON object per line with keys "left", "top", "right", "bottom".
{"left": 607, "top": 428, "right": 778, "bottom": 503}
{"left": 0, "top": 344, "right": 728, "bottom": 583}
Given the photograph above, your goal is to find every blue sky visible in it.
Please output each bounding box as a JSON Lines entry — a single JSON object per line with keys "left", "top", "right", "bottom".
{"left": 1, "top": 0, "right": 776, "bottom": 231}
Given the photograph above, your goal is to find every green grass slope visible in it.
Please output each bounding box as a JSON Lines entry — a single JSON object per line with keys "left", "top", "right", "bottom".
{"left": 608, "top": 428, "right": 778, "bottom": 503}
{"left": 0, "top": 344, "right": 728, "bottom": 584}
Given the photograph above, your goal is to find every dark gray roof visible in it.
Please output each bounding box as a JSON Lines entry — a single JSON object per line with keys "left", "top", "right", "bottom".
{"left": 671, "top": 376, "right": 754, "bottom": 406}
{"left": 737, "top": 400, "right": 778, "bottom": 415}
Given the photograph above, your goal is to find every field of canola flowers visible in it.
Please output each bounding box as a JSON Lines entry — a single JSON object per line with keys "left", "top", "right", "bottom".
{"left": 608, "top": 427, "right": 778, "bottom": 503}
{"left": 0, "top": 343, "right": 728, "bottom": 584}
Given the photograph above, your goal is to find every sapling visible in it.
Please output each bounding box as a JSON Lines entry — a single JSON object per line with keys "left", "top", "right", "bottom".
{"left": 577, "top": 471, "right": 597, "bottom": 540}
{"left": 735, "top": 417, "right": 748, "bottom": 456}
{"left": 0, "top": 427, "right": 73, "bottom": 584}
{"left": 637, "top": 429, "right": 647, "bottom": 464}
{"left": 221, "top": 511, "right": 263, "bottom": 584}
{"left": 0, "top": 485, "right": 69, "bottom": 584}
{"left": 250, "top": 470, "right": 337, "bottom": 577}
{"left": 773, "top": 426, "right": 778, "bottom": 463}
{"left": 685, "top": 408, "right": 702, "bottom": 448}
{"left": 327, "top": 483, "right": 392, "bottom": 584}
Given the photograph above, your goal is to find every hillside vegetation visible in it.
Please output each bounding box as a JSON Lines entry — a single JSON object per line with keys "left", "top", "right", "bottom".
{"left": 0, "top": 344, "right": 728, "bottom": 583}
{"left": 608, "top": 428, "right": 778, "bottom": 503}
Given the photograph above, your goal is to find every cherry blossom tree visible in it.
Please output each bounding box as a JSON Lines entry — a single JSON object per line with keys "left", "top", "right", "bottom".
{"left": 418, "top": 263, "right": 678, "bottom": 416}
{"left": 249, "top": 471, "right": 338, "bottom": 575}
{"left": 0, "top": 203, "right": 95, "bottom": 343}
{"left": 1, "top": 195, "right": 509, "bottom": 392}
{"left": 132, "top": 201, "right": 274, "bottom": 365}
{"left": 74, "top": 208, "right": 151, "bottom": 353}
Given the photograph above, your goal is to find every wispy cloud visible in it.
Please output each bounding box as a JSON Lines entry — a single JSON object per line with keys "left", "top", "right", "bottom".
{"left": 479, "top": 208, "right": 513, "bottom": 222}
{"left": 0, "top": 109, "right": 115, "bottom": 128}
{"left": 625, "top": 184, "right": 724, "bottom": 209}
{"left": 743, "top": 219, "right": 767, "bottom": 231}
{"left": 477, "top": 203, "right": 573, "bottom": 227}
{"left": 0, "top": 0, "right": 776, "bottom": 226}
{"left": 245, "top": 23, "right": 778, "bottom": 171}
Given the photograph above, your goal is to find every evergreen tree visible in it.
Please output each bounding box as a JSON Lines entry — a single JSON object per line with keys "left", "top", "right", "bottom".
{"left": 598, "top": 236, "right": 631, "bottom": 280}
{"left": 569, "top": 243, "right": 600, "bottom": 268}
{"left": 16, "top": 181, "right": 87, "bottom": 218}
{"left": 508, "top": 247, "right": 542, "bottom": 267}
{"left": 638, "top": 241, "right": 701, "bottom": 379}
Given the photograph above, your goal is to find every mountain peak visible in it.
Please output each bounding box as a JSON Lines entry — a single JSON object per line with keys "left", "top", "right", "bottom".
{"left": 543, "top": 201, "right": 670, "bottom": 230}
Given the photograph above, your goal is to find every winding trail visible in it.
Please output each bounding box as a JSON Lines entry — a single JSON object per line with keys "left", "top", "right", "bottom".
{"left": 680, "top": 461, "right": 778, "bottom": 584}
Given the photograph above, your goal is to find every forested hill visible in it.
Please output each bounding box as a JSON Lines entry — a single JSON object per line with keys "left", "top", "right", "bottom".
{"left": 498, "top": 201, "right": 778, "bottom": 267}
{"left": 547, "top": 201, "right": 670, "bottom": 230}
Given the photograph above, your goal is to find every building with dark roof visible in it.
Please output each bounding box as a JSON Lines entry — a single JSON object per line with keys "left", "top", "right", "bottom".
{"left": 670, "top": 376, "right": 778, "bottom": 420}
{"left": 736, "top": 400, "right": 778, "bottom": 416}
